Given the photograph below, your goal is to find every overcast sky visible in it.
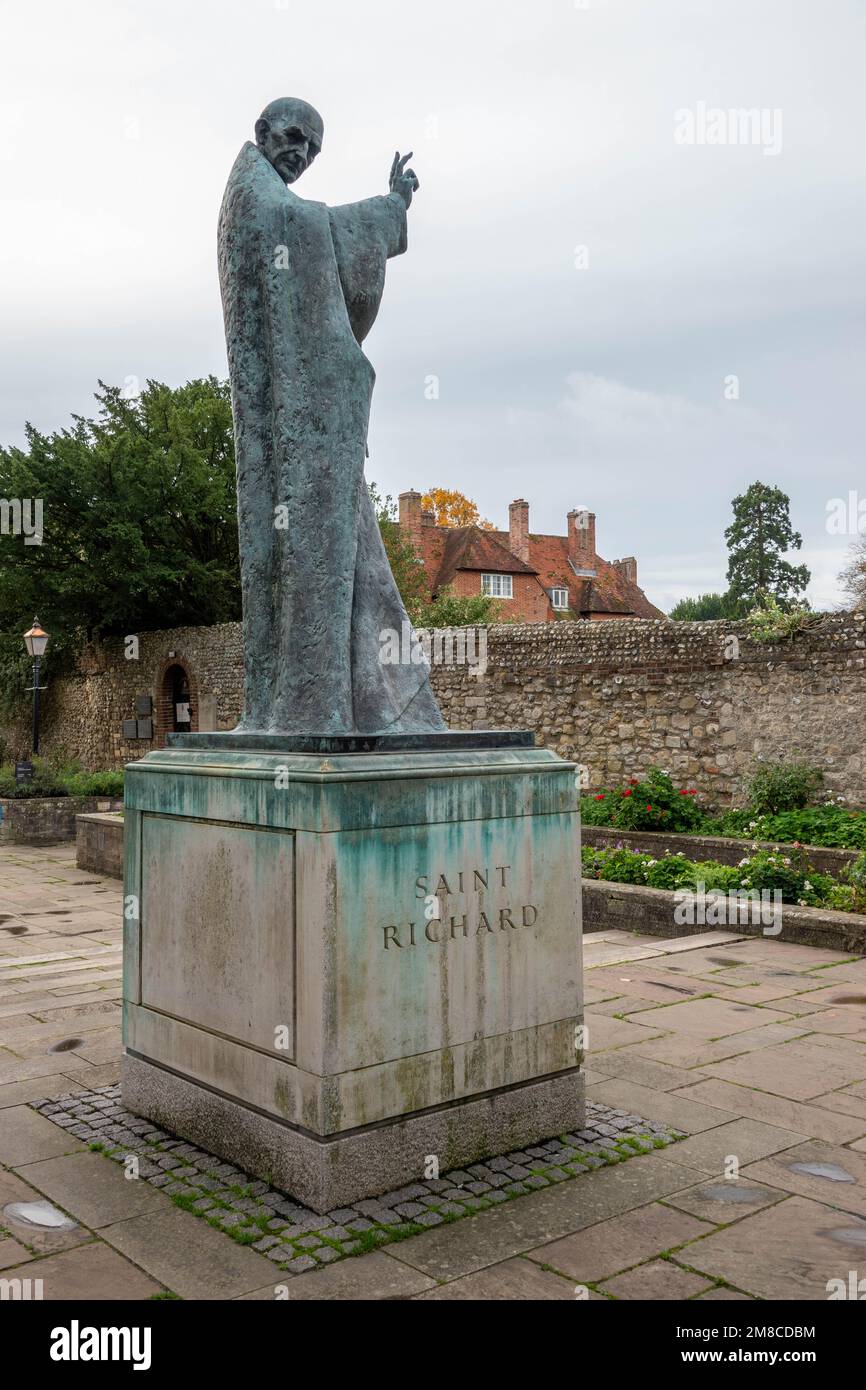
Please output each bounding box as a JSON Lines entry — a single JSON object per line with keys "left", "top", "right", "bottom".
{"left": 2, "top": 0, "right": 864, "bottom": 612}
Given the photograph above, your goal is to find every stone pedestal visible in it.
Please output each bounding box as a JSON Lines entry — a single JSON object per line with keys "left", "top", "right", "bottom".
{"left": 121, "top": 736, "right": 583, "bottom": 1212}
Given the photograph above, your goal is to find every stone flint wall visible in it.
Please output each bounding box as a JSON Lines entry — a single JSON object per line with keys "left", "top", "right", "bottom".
{"left": 2, "top": 612, "right": 865, "bottom": 806}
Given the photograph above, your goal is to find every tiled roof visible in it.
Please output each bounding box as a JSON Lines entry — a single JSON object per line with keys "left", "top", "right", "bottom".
{"left": 410, "top": 523, "right": 665, "bottom": 620}
{"left": 494, "top": 530, "right": 665, "bottom": 620}
{"left": 416, "top": 526, "right": 537, "bottom": 591}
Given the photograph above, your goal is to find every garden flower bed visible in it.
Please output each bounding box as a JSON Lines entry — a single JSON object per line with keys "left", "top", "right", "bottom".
{"left": 581, "top": 842, "right": 866, "bottom": 914}
{"left": 580, "top": 765, "right": 866, "bottom": 851}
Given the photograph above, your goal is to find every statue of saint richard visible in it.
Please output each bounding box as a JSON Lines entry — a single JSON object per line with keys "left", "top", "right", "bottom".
{"left": 218, "top": 97, "right": 446, "bottom": 735}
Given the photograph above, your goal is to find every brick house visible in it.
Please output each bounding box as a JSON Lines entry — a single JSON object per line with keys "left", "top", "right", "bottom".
{"left": 398, "top": 491, "right": 665, "bottom": 623}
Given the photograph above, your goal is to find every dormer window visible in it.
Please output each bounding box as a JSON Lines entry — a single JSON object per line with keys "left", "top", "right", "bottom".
{"left": 481, "top": 573, "right": 513, "bottom": 598}
{"left": 550, "top": 588, "right": 569, "bottom": 610}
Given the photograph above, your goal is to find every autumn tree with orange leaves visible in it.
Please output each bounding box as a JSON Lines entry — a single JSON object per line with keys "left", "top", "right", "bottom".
{"left": 420, "top": 488, "right": 495, "bottom": 529}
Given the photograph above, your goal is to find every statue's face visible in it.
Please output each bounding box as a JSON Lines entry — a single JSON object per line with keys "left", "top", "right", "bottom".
{"left": 255, "top": 99, "right": 323, "bottom": 184}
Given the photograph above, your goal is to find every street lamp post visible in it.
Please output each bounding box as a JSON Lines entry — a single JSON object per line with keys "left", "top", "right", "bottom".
{"left": 23, "top": 617, "right": 50, "bottom": 757}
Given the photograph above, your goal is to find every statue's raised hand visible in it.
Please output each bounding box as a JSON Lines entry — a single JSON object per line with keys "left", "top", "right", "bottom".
{"left": 389, "top": 151, "right": 419, "bottom": 209}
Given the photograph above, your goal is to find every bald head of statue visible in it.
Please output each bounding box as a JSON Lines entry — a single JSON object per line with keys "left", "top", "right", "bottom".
{"left": 254, "top": 97, "right": 324, "bottom": 184}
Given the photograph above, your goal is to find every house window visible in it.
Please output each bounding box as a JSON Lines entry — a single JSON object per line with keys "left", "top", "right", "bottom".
{"left": 550, "top": 588, "right": 569, "bottom": 610}
{"left": 481, "top": 573, "right": 513, "bottom": 598}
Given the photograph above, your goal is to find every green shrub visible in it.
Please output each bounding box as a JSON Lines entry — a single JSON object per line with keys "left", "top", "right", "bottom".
{"left": 0, "top": 758, "right": 123, "bottom": 800}
{"left": 581, "top": 846, "right": 649, "bottom": 885}
{"left": 744, "top": 759, "right": 824, "bottom": 816}
{"left": 703, "top": 803, "right": 866, "bottom": 851}
{"left": 679, "top": 860, "right": 743, "bottom": 893}
{"left": 643, "top": 853, "right": 692, "bottom": 889}
{"left": 581, "top": 767, "right": 704, "bottom": 834}
{"left": 63, "top": 769, "right": 124, "bottom": 797}
{"left": 745, "top": 593, "right": 811, "bottom": 642}
{"left": 580, "top": 841, "right": 862, "bottom": 912}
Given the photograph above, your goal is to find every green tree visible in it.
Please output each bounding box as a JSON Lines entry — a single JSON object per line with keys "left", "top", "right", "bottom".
{"left": 725, "top": 482, "right": 810, "bottom": 609}
{"left": 368, "top": 486, "right": 501, "bottom": 626}
{"left": 0, "top": 377, "right": 240, "bottom": 712}
{"left": 368, "top": 483, "right": 430, "bottom": 621}
{"left": 414, "top": 589, "right": 502, "bottom": 627}
{"left": 669, "top": 592, "right": 742, "bottom": 621}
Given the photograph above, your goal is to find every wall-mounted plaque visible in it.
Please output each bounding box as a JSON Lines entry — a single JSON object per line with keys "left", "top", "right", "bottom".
{"left": 121, "top": 719, "right": 138, "bottom": 740}
{"left": 137, "top": 719, "right": 154, "bottom": 740}
{"left": 136, "top": 695, "right": 153, "bottom": 717}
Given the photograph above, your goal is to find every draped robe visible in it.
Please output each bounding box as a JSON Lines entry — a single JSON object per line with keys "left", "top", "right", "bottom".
{"left": 218, "top": 142, "right": 445, "bottom": 734}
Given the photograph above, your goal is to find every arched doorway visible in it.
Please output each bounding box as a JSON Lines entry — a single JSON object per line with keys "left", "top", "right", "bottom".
{"left": 168, "top": 665, "right": 192, "bottom": 732}
{"left": 155, "top": 657, "right": 199, "bottom": 747}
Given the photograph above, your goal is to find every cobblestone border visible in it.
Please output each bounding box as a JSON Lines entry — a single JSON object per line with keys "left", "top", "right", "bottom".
{"left": 32, "top": 1089, "right": 682, "bottom": 1276}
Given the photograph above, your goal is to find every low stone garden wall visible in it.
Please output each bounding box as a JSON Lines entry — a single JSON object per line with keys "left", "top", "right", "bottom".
{"left": 0, "top": 796, "right": 123, "bottom": 846}
{"left": 583, "top": 878, "right": 866, "bottom": 954}
{"left": 76, "top": 812, "right": 124, "bottom": 878}
{"left": 581, "top": 823, "right": 858, "bottom": 877}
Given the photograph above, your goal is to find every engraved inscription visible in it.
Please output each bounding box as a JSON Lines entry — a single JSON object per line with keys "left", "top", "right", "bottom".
{"left": 382, "top": 863, "right": 539, "bottom": 949}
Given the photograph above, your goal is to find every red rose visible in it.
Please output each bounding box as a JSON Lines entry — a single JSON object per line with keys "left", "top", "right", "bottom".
{"left": 594, "top": 794, "right": 605, "bottom": 801}
{"left": 646, "top": 804, "right": 652, "bottom": 811}
{"left": 623, "top": 788, "right": 633, "bottom": 797}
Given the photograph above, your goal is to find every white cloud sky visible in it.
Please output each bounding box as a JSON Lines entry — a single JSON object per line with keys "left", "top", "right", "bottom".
{"left": 1, "top": 0, "right": 864, "bottom": 612}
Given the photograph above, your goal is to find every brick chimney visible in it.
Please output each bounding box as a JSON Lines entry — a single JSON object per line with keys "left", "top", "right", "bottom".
{"left": 568, "top": 507, "right": 596, "bottom": 574}
{"left": 399, "top": 490, "right": 423, "bottom": 546}
{"left": 613, "top": 556, "right": 637, "bottom": 585}
{"left": 508, "top": 498, "right": 530, "bottom": 563}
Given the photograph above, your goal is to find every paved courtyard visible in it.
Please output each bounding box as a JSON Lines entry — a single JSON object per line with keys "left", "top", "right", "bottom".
{"left": 2, "top": 843, "right": 866, "bottom": 1300}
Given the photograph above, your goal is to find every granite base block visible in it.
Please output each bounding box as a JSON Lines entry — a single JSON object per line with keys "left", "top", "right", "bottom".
{"left": 123, "top": 1053, "right": 585, "bottom": 1212}
{"left": 122, "top": 745, "right": 583, "bottom": 1212}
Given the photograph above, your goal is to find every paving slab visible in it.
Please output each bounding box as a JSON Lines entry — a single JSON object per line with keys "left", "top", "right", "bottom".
{"left": 627, "top": 997, "right": 795, "bottom": 1039}
{"left": 662, "top": 1178, "right": 788, "bottom": 1225}
{"left": 675, "top": 1078, "right": 866, "bottom": 1144}
{"left": 811, "top": 1089, "right": 866, "bottom": 1121}
{"left": 0, "top": 1076, "right": 88, "bottom": 1109}
{"left": 0, "top": 1053, "right": 92, "bottom": 1086}
{"left": 0, "top": 1241, "right": 163, "bottom": 1299}
{"left": 526, "top": 1201, "right": 712, "bottom": 1283}
{"left": 660, "top": 1118, "right": 805, "bottom": 1176}
{"left": 584, "top": 1077, "right": 735, "bottom": 1133}
{"left": 0, "top": 1105, "right": 85, "bottom": 1164}
{"left": 624, "top": 1023, "right": 810, "bottom": 1069}
{"left": 0, "top": 1167, "right": 94, "bottom": 1253}
{"left": 583, "top": 1013, "right": 667, "bottom": 1050}
{"left": 0, "top": 1236, "right": 33, "bottom": 1268}
{"left": 683, "top": 1195, "right": 866, "bottom": 1300}
{"left": 238, "top": 1249, "right": 436, "bottom": 1299}
{"left": 17, "top": 1151, "right": 168, "bottom": 1227}
{"left": 386, "top": 1154, "right": 700, "bottom": 1280}
{"left": 696, "top": 1286, "right": 756, "bottom": 1300}
{"left": 587, "top": 1050, "right": 709, "bottom": 1092}
{"left": 741, "top": 1139, "right": 866, "bottom": 1216}
{"left": 583, "top": 942, "right": 666, "bottom": 967}
{"left": 414, "top": 1256, "right": 575, "bottom": 1300}
{"left": 100, "top": 1204, "right": 287, "bottom": 1300}
{"left": 599, "top": 1258, "right": 714, "bottom": 1300}
{"left": 702, "top": 1040, "right": 866, "bottom": 1100}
